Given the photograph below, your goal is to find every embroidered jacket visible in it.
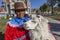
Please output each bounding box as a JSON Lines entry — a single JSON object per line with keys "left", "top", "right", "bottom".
{"left": 5, "top": 16, "right": 30, "bottom": 40}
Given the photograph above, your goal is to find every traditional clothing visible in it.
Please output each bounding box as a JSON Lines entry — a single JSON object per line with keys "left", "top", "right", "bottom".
{"left": 4, "top": 16, "right": 30, "bottom": 40}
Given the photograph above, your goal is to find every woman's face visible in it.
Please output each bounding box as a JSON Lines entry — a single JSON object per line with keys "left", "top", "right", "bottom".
{"left": 15, "top": 9, "right": 25, "bottom": 18}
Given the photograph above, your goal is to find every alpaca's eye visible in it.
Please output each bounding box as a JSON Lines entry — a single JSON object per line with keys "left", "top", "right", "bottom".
{"left": 26, "top": 26, "right": 29, "bottom": 28}
{"left": 32, "top": 21, "right": 36, "bottom": 23}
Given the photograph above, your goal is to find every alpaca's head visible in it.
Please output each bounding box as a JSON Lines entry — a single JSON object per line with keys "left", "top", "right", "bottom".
{"left": 24, "top": 20, "right": 38, "bottom": 30}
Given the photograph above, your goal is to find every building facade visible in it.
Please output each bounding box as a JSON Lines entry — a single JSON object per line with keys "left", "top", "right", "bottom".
{"left": 2, "top": 0, "right": 31, "bottom": 16}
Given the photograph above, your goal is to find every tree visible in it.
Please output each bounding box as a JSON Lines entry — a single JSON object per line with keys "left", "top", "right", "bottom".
{"left": 40, "top": 3, "right": 51, "bottom": 12}
{"left": 57, "top": 0, "right": 60, "bottom": 7}
{"left": 56, "top": 0, "right": 60, "bottom": 3}
{"left": 40, "top": 3, "right": 48, "bottom": 12}
{"left": 39, "top": 3, "right": 51, "bottom": 15}
{"left": 47, "top": 0, "right": 56, "bottom": 15}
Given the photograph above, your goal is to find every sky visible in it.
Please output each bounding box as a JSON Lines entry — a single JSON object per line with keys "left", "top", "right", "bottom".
{"left": 0, "top": 0, "right": 47, "bottom": 8}
{"left": 30, "top": 0, "right": 47, "bottom": 8}
{"left": 0, "top": 0, "right": 2, "bottom": 6}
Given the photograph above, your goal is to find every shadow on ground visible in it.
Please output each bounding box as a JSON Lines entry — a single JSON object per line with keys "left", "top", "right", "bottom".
{"left": 53, "top": 33, "right": 60, "bottom": 37}
{"left": 49, "top": 22, "right": 60, "bottom": 32}
{"left": 0, "top": 32, "right": 4, "bottom": 40}
{"left": 49, "top": 22, "right": 60, "bottom": 37}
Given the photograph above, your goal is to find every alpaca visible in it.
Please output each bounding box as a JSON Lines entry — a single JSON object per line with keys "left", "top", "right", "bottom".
{"left": 24, "top": 14, "right": 56, "bottom": 40}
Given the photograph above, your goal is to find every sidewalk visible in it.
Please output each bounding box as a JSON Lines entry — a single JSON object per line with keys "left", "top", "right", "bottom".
{"left": 45, "top": 17, "right": 60, "bottom": 24}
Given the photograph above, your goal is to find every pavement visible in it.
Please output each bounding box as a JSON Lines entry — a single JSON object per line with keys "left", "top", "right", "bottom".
{"left": 46, "top": 17, "right": 60, "bottom": 24}
{"left": 46, "top": 17, "right": 60, "bottom": 40}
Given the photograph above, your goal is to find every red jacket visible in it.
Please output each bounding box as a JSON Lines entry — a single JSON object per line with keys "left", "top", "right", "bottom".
{"left": 4, "top": 17, "right": 30, "bottom": 40}
{"left": 4, "top": 24, "right": 30, "bottom": 40}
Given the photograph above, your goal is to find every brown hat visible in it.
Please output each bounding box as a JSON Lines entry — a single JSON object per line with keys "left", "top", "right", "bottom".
{"left": 14, "top": 1, "right": 26, "bottom": 10}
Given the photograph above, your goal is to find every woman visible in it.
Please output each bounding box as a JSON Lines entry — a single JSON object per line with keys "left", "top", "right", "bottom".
{"left": 4, "top": 2, "right": 30, "bottom": 40}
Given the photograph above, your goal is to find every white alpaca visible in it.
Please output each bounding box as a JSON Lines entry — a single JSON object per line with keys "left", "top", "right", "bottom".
{"left": 24, "top": 14, "right": 56, "bottom": 40}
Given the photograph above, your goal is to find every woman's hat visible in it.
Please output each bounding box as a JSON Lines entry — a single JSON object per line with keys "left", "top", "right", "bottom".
{"left": 14, "top": 1, "right": 27, "bottom": 10}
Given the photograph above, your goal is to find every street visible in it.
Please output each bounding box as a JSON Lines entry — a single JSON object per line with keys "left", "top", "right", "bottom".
{"left": 46, "top": 17, "right": 60, "bottom": 40}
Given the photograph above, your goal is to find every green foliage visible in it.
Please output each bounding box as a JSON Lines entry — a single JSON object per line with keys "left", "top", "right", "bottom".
{"left": 54, "top": 6, "right": 60, "bottom": 12}
{"left": 47, "top": 0, "right": 57, "bottom": 15}
{"left": 47, "top": 0, "right": 56, "bottom": 6}
{"left": 0, "top": 16, "right": 15, "bottom": 40}
{"left": 0, "top": 18, "right": 8, "bottom": 40}
{"left": 40, "top": 3, "right": 51, "bottom": 12}
{"left": 0, "top": 16, "right": 15, "bottom": 33}
{"left": 0, "top": 18, "right": 9, "bottom": 33}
